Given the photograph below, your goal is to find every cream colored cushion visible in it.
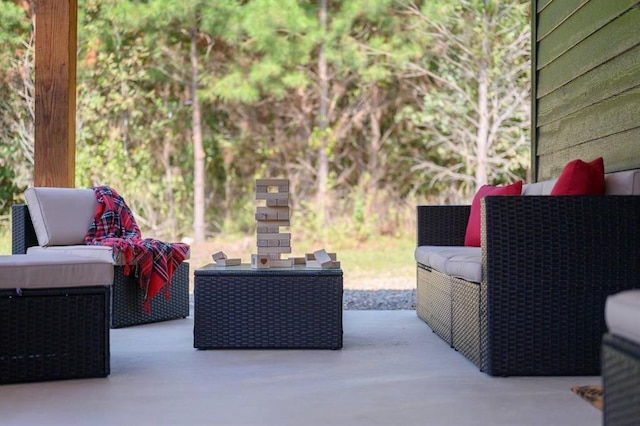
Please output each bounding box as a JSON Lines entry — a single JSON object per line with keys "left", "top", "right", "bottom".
{"left": 27, "top": 245, "right": 117, "bottom": 264}
{"left": 25, "top": 187, "right": 97, "bottom": 247}
{"left": 606, "top": 290, "right": 640, "bottom": 345}
{"left": 605, "top": 169, "right": 640, "bottom": 195}
{"left": 0, "top": 253, "right": 113, "bottom": 289}
{"left": 414, "top": 246, "right": 481, "bottom": 283}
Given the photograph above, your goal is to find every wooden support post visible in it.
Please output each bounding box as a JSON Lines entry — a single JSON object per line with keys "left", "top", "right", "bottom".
{"left": 34, "top": 0, "right": 77, "bottom": 187}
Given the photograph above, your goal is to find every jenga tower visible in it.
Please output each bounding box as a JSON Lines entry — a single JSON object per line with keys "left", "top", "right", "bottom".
{"left": 251, "top": 179, "right": 293, "bottom": 269}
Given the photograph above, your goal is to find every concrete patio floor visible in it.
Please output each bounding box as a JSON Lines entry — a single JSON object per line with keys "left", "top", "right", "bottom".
{"left": 0, "top": 310, "right": 601, "bottom": 426}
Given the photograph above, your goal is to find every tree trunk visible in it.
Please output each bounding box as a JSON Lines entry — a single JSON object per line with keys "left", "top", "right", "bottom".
{"left": 191, "top": 26, "right": 206, "bottom": 242}
{"left": 474, "top": 11, "right": 491, "bottom": 190}
{"left": 316, "top": 0, "right": 329, "bottom": 225}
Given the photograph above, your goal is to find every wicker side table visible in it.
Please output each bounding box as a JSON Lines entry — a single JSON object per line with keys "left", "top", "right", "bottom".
{"left": 194, "top": 264, "right": 343, "bottom": 349}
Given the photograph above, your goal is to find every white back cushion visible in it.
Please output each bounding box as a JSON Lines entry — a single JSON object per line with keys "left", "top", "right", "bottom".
{"left": 605, "top": 169, "right": 640, "bottom": 195}
{"left": 521, "top": 179, "right": 558, "bottom": 195}
{"left": 25, "top": 187, "right": 97, "bottom": 246}
{"left": 521, "top": 169, "right": 640, "bottom": 196}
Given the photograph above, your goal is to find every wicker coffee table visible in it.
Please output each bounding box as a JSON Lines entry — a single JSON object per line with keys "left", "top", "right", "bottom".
{"left": 194, "top": 264, "right": 343, "bottom": 349}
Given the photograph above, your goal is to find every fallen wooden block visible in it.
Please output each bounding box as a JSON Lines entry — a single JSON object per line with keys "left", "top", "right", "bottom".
{"left": 215, "top": 258, "right": 241, "bottom": 267}
{"left": 305, "top": 250, "right": 339, "bottom": 269}
{"left": 211, "top": 251, "right": 227, "bottom": 261}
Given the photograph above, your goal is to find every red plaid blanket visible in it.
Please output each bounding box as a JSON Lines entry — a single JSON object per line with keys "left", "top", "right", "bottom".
{"left": 84, "top": 186, "right": 189, "bottom": 314}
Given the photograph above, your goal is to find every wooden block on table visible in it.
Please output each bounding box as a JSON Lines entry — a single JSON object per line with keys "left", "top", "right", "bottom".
{"left": 256, "top": 178, "right": 289, "bottom": 187}
{"left": 306, "top": 260, "right": 341, "bottom": 269}
{"left": 255, "top": 232, "right": 290, "bottom": 239}
{"left": 257, "top": 238, "right": 288, "bottom": 248}
{"left": 255, "top": 212, "right": 277, "bottom": 221}
{"left": 269, "top": 258, "right": 294, "bottom": 268}
{"left": 290, "top": 257, "right": 306, "bottom": 265}
{"left": 256, "top": 192, "right": 289, "bottom": 201}
{"left": 257, "top": 226, "right": 281, "bottom": 234}
{"left": 266, "top": 198, "right": 289, "bottom": 207}
{"left": 277, "top": 211, "right": 290, "bottom": 220}
{"left": 258, "top": 246, "right": 292, "bottom": 255}
{"left": 211, "top": 251, "right": 227, "bottom": 261}
{"left": 216, "top": 258, "right": 241, "bottom": 267}
{"left": 313, "top": 249, "right": 333, "bottom": 266}
{"left": 305, "top": 252, "right": 337, "bottom": 262}
{"left": 251, "top": 254, "right": 271, "bottom": 269}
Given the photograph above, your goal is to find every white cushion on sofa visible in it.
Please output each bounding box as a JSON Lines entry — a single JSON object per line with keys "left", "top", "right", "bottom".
{"left": 522, "top": 179, "right": 557, "bottom": 195}
{"left": 605, "top": 169, "right": 640, "bottom": 195}
{"left": 606, "top": 290, "right": 640, "bottom": 345}
{"left": 0, "top": 253, "right": 113, "bottom": 289}
{"left": 27, "top": 245, "right": 117, "bottom": 264}
{"left": 25, "top": 187, "right": 97, "bottom": 247}
{"left": 414, "top": 246, "right": 481, "bottom": 283}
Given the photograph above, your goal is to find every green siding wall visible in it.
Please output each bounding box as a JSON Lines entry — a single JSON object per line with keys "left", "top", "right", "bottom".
{"left": 532, "top": 0, "right": 640, "bottom": 181}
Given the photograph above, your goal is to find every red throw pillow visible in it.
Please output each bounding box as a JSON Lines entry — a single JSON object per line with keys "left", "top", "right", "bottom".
{"left": 464, "top": 181, "right": 523, "bottom": 247}
{"left": 550, "top": 157, "right": 605, "bottom": 195}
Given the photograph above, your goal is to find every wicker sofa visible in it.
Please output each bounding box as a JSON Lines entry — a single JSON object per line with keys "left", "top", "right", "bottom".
{"left": 12, "top": 187, "right": 190, "bottom": 329}
{"left": 415, "top": 169, "right": 640, "bottom": 376}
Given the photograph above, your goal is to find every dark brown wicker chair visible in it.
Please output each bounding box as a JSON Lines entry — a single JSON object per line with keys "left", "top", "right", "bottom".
{"left": 417, "top": 195, "right": 640, "bottom": 376}
{"left": 12, "top": 204, "right": 189, "bottom": 329}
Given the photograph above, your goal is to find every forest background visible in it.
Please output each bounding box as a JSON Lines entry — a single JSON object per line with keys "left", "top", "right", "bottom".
{"left": 0, "top": 0, "right": 531, "bottom": 286}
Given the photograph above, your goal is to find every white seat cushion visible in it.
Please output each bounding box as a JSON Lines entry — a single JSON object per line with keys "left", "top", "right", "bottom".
{"left": 0, "top": 253, "right": 113, "bottom": 289}
{"left": 606, "top": 290, "right": 640, "bottom": 345}
{"left": 414, "top": 246, "right": 481, "bottom": 283}
{"left": 25, "top": 187, "right": 97, "bottom": 247}
{"left": 27, "top": 245, "right": 118, "bottom": 264}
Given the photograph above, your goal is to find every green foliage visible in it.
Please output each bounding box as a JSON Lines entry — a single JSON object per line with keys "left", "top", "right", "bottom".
{"left": 1, "top": 0, "right": 531, "bottom": 243}
{"left": 0, "top": 1, "right": 32, "bottom": 211}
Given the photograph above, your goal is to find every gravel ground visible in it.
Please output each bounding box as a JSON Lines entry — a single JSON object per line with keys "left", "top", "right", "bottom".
{"left": 189, "top": 289, "right": 416, "bottom": 310}
{"left": 343, "top": 289, "right": 416, "bottom": 310}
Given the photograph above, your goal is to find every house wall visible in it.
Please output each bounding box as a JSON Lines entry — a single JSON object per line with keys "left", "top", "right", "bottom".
{"left": 532, "top": 0, "right": 640, "bottom": 181}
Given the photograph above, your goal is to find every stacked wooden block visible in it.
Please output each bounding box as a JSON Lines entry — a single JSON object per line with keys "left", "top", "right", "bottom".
{"left": 251, "top": 179, "right": 294, "bottom": 269}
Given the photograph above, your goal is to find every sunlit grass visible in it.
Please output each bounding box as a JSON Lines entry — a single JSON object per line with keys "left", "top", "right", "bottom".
{"left": 0, "top": 226, "right": 10, "bottom": 255}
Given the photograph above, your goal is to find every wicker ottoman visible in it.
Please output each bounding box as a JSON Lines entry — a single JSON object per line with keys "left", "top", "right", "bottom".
{"left": 194, "top": 264, "right": 343, "bottom": 349}
{"left": 0, "top": 254, "right": 112, "bottom": 384}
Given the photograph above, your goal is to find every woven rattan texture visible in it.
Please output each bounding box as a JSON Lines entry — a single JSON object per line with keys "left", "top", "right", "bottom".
{"left": 0, "top": 286, "right": 110, "bottom": 384}
{"left": 602, "top": 333, "right": 640, "bottom": 426}
{"left": 11, "top": 205, "right": 38, "bottom": 254}
{"left": 417, "top": 195, "right": 640, "bottom": 376}
{"left": 11, "top": 204, "right": 190, "bottom": 329}
{"left": 194, "top": 269, "right": 343, "bottom": 349}
{"left": 416, "top": 265, "right": 452, "bottom": 345}
{"left": 452, "top": 277, "right": 480, "bottom": 368}
{"left": 416, "top": 205, "right": 469, "bottom": 247}
{"left": 480, "top": 196, "right": 640, "bottom": 376}
{"left": 110, "top": 262, "right": 190, "bottom": 328}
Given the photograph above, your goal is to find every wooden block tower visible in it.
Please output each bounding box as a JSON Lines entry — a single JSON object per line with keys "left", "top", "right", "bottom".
{"left": 251, "top": 179, "right": 293, "bottom": 269}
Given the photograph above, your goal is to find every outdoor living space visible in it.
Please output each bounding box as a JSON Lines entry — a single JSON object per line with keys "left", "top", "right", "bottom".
{"left": 1, "top": 1, "right": 638, "bottom": 425}
{"left": 0, "top": 308, "right": 602, "bottom": 426}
